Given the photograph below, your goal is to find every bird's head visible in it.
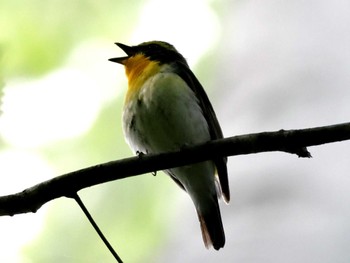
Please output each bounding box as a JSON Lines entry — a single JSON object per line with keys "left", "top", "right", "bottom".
{"left": 109, "top": 41, "right": 186, "bottom": 65}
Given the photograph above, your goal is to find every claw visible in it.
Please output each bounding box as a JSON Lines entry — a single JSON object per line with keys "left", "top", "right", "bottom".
{"left": 136, "top": 150, "right": 145, "bottom": 157}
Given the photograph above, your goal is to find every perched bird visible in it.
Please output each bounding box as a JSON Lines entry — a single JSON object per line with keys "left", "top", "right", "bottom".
{"left": 109, "top": 41, "right": 229, "bottom": 250}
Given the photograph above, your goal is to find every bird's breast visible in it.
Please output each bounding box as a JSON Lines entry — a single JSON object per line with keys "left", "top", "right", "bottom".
{"left": 122, "top": 69, "right": 210, "bottom": 155}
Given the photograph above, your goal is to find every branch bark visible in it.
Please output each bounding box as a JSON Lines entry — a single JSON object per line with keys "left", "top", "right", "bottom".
{"left": 0, "top": 122, "right": 349, "bottom": 217}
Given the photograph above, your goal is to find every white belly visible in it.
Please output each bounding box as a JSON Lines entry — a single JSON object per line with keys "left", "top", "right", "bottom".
{"left": 123, "top": 71, "right": 210, "bottom": 155}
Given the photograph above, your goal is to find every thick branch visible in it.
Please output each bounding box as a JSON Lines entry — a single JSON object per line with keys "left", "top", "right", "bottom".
{"left": 0, "top": 122, "right": 349, "bottom": 216}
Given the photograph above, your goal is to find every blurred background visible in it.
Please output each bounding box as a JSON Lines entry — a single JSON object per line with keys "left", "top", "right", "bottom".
{"left": 1, "top": 0, "right": 350, "bottom": 262}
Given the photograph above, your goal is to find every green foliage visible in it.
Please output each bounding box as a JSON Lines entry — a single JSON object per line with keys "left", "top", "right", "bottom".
{"left": 0, "top": 0, "right": 138, "bottom": 77}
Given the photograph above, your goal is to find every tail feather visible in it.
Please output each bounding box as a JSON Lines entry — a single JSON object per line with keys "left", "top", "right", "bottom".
{"left": 198, "top": 214, "right": 212, "bottom": 249}
{"left": 196, "top": 199, "right": 225, "bottom": 250}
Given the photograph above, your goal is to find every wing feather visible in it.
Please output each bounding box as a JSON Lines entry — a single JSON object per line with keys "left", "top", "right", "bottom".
{"left": 174, "top": 61, "right": 230, "bottom": 202}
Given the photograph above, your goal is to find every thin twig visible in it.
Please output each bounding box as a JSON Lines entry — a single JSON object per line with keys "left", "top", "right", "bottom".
{"left": 72, "top": 193, "right": 123, "bottom": 263}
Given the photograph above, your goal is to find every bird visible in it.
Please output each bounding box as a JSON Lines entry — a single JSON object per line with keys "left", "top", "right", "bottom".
{"left": 109, "top": 41, "right": 229, "bottom": 250}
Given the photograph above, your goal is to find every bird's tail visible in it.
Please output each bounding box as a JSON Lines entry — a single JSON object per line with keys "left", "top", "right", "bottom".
{"left": 196, "top": 197, "right": 225, "bottom": 250}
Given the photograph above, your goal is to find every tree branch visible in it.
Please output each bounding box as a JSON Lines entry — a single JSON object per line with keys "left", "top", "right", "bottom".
{"left": 1, "top": 122, "right": 349, "bottom": 217}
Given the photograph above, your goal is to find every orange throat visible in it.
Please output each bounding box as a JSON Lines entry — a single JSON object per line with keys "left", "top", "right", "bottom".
{"left": 123, "top": 54, "right": 160, "bottom": 100}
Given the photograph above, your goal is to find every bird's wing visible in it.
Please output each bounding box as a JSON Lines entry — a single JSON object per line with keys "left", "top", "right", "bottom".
{"left": 174, "top": 62, "right": 230, "bottom": 203}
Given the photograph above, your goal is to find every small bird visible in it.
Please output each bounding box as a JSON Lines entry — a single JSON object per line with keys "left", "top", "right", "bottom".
{"left": 109, "top": 41, "right": 230, "bottom": 250}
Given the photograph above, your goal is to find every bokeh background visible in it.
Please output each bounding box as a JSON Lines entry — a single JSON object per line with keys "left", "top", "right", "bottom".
{"left": 1, "top": 0, "right": 350, "bottom": 262}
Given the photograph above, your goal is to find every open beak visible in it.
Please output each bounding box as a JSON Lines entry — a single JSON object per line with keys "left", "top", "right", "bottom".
{"left": 108, "top": 43, "right": 135, "bottom": 64}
